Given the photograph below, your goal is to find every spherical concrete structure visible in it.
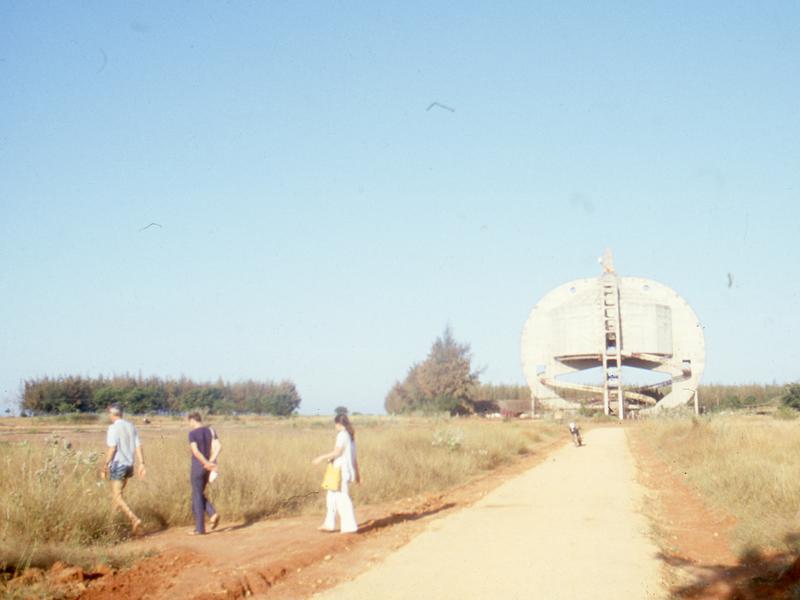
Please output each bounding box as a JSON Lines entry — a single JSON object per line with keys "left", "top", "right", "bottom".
{"left": 521, "top": 254, "right": 705, "bottom": 418}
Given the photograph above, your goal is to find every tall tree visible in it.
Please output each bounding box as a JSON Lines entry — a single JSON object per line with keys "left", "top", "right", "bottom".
{"left": 385, "top": 326, "right": 480, "bottom": 414}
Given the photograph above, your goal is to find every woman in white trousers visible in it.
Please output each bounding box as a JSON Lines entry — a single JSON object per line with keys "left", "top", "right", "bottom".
{"left": 312, "top": 414, "right": 360, "bottom": 533}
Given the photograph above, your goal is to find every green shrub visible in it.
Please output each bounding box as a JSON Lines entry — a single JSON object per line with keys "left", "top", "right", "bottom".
{"left": 781, "top": 384, "right": 800, "bottom": 411}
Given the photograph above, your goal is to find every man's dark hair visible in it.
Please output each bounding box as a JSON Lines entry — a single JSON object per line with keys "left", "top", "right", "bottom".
{"left": 108, "top": 404, "right": 123, "bottom": 417}
{"left": 187, "top": 412, "right": 203, "bottom": 423}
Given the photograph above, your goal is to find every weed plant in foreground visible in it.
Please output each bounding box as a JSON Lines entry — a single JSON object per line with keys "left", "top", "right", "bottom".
{"left": 632, "top": 415, "right": 800, "bottom": 552}
{"left": 0, "top": 417, "right": 562, "bottom": 574}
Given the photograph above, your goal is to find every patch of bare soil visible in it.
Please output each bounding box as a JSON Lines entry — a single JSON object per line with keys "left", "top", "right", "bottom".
{"left": 9, "top": 437, "right": 564, "bottom": 600}
{"left": 629, "top": 430, "right": 800, "bottom": 600}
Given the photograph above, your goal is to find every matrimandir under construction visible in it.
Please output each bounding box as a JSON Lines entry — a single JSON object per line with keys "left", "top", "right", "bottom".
{"left": 521, "top": 251, "right": 705, "bottom": 419}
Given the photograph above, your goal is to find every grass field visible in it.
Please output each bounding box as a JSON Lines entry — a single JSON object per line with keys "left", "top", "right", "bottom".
{"left": 631, "top": 415, "right": 800, "bottom": 552}
{"left": 0, "top": 415, "right": 563, "bottom": 574}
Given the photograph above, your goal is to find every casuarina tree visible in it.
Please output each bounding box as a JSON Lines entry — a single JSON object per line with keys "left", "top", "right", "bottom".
{"left": 385, "top": 326, "right": 480, "bottom": 415}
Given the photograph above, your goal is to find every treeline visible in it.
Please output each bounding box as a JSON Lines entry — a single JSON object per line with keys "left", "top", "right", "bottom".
{"left": 21, "top": 375, "right": 302, "bottom": 416}
{"left": 697, "top": 383, "right": 785, "bottom": 412}
{"left": 473, "top": 383, "right": 789, "bottom": 412}
{"left": 473, "top": 384, "right": 530, "bottom": 402}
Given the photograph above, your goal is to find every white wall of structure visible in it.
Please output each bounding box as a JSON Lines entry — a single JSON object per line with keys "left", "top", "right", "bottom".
{"left": 521, "top": 275, "right": 705, "bottom": 412}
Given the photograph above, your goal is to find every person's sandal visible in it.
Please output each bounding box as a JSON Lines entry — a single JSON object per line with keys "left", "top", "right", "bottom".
{"left": 209, "top": 514, "right": 220, "bottom": 531}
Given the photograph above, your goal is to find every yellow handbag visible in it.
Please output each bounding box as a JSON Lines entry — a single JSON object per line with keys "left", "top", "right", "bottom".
{"left": 321, "top": 462, "right": 341, "bottom": 491}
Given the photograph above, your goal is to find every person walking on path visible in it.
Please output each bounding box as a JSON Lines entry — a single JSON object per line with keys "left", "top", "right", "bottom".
{"left": 188, "top": 412, "right": 222, "bottom": 535}
{"left": 312, "top": 414, "right": 361, "bottom": 534}
{"left": 101, "top": 404, "right": 145, "bottom": 534}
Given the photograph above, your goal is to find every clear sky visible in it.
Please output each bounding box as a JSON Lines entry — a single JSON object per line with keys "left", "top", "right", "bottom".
{"left": 2, "top": 2, "right": 798, "bottom": 415}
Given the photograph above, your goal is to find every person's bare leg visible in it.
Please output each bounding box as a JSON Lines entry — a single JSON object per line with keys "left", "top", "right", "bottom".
{"left": 111, "top": 479, "right": 141, "bottom": 533}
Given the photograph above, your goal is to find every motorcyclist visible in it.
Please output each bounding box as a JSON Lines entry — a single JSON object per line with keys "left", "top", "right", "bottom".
{"left": 568, "top": 421, "right": 582, "bottom": 447}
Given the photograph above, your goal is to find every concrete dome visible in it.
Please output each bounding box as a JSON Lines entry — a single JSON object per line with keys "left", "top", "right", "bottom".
{"left": 521, "top": 261, "right": 705, "bottom": 418}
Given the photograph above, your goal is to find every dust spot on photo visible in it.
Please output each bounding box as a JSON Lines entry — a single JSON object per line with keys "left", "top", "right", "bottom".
{"left": 569, "top": 193, "right": 594, "bottom": 214}
{"left": 130, "top": 21, "right": 149, "bottom": 34}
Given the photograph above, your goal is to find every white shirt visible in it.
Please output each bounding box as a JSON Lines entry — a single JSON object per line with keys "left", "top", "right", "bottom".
{"left": 106, "top": 419, "right": 141, "bottom": 467}
{"left": 333, "top": 429, "right": 357, "bottom": 482}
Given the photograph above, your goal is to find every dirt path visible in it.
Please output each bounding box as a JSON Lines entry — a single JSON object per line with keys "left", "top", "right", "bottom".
{"left": 75, "top": 436, "right": 567, "bottom": 599}
{"left": 318, "top": 427, "right": 664, "bottom": 600}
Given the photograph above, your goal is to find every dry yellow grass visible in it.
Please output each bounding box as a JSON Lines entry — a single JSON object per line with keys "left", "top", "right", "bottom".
{"left": 0, "top": 416, "right": 562, "bottom": 573}
{"left": 633, "top": 415, "right": 800, "bottom": 551}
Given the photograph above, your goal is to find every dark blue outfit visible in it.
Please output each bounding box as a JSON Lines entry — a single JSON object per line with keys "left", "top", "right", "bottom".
{"left": 189, "top": 426, "right": 217, "bottom": 533}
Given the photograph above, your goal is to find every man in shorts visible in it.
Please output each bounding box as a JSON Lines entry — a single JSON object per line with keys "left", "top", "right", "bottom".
{"left": 102, "top": 404, "right": 145, "bottom": 534}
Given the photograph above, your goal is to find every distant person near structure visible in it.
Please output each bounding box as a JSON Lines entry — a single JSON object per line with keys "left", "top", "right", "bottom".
{"left": 187, "top": 412, "right": 222, "bottom": 535}
{"left": 569, "top": 421, "right": 583, "bottom": 447}
{"left": 101, "top": 404, "right": 145, "bottom": 534}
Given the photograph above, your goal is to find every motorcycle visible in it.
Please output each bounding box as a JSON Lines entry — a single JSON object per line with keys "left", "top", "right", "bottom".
{"left": 569, "top": 422, "right": 582, "bottom": 447}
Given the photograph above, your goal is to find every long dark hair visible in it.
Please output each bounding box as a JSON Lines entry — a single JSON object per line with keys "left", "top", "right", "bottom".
{"left": 334, "top": 414, "right": 355, "bottom": 441}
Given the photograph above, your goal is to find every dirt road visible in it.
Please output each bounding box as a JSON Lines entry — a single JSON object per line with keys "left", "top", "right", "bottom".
{"left": 318, "top": 428, "right": 664, "bottom": 600}
{"left": 74, "top": 436, "right": 565, "bottom": 600}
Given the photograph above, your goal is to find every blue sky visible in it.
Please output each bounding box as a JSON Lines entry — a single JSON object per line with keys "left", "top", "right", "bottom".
{"left": 2, "top": 2, "right": 798, "bottom": 415}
